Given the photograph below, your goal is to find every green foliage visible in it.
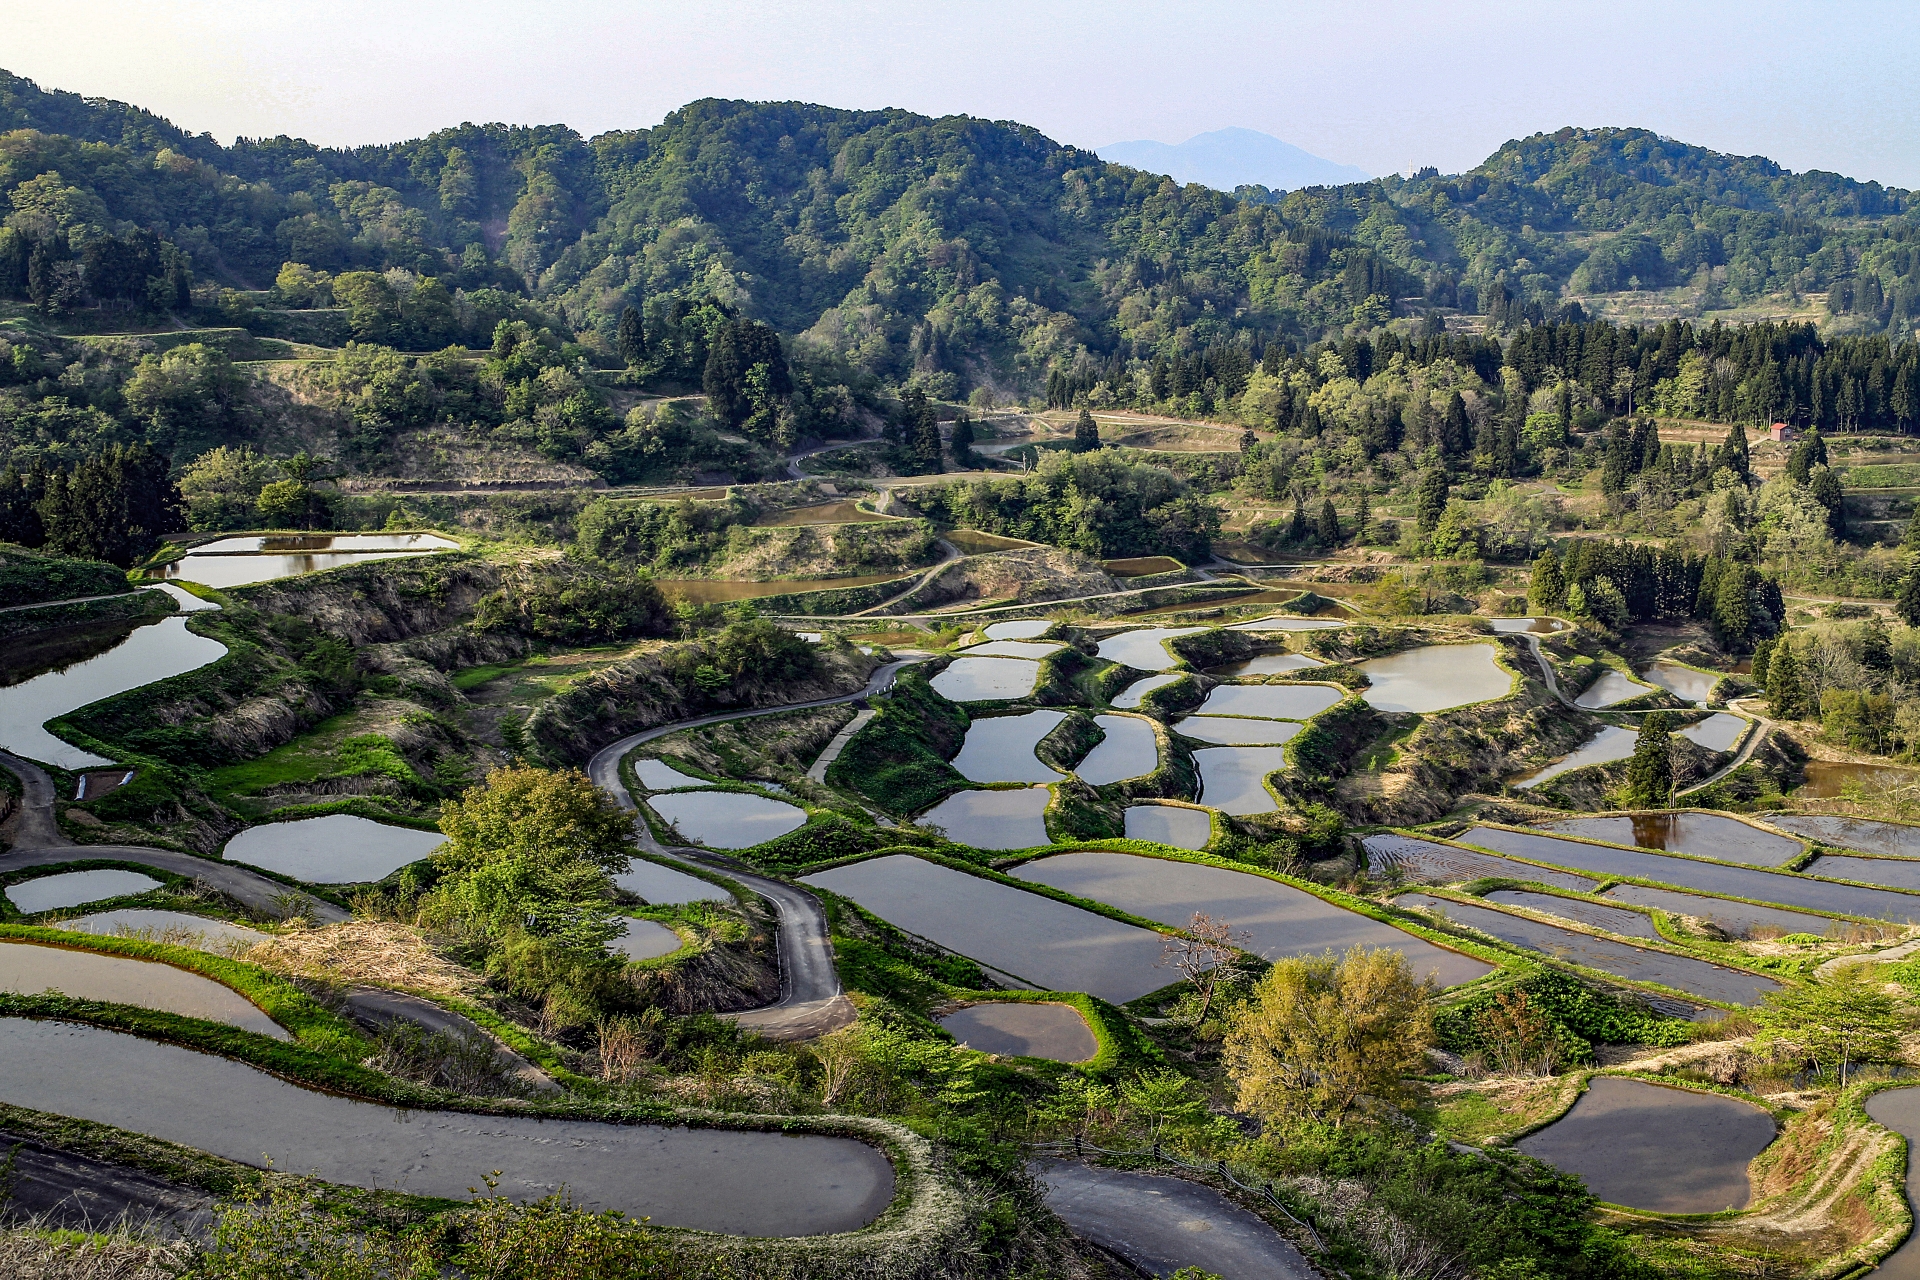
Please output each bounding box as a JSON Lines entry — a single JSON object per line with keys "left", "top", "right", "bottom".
{"left": 1620, "top": 711, "right": 1674, "bottom": 807}
{"left": 741, "top": 811, "right": 881, "bottom": 873}
{"left": 827, "top": 666, "right": 969, "bottom": 815}
{"left": 0, "top": 540, "right": 126, "bottom": 604}
{"left": 471, "top": 563, "right": 674, "bottom": 645}
{"left": 1435, "top": 969, "right": 1692, "bottom": 1063}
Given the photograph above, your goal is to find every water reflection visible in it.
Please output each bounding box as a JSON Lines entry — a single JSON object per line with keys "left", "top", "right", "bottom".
{"left": 0, "top": 943, "right": 286, "bottom": 1038}
{"left": 1542, "top": 814, "right": 1801, "bottom": 867}
{"left": 1575, "top": 669, "right": 1654, "bottom": 708}
{"left": 1492, "top": 617, "right": 1569, "bottom": 634}
{"left": 1678, "top": 713, "right": 1748, "bottom": 752}
{"left": 6, "top": 869, "right": 162, "bottom": 913}
{"left": 1111, "top": 672, "right": 1180, "bottom": 709}
{"left": 1791, "top": 761, "right": 1920, "bottom": 800}
{"left": 1193, "top": 746, "right": 1290, "bottom": 814}
{"left": 611, "top": 918, "right": 682, "bottom": 960}
{"left": 919, "top": 787, "right": 1052, "bottom": 849}
{"left": 1210, "top": 653, "right": 1323, "bottom": 677}
{"left": 1175, "top": 716, "right": 1304, "bottom": 745}
{"left": 1094, "top": 627, "right": 1206, "bottom": 671}
{"left": 982, "top": 620, "right": 1053, "bottom": 641}
{"left": 1123, "top": 804, "right": 1212, "bottom": 849}
{"left": 161, "top": 533, "right": 458, "bottom": 588}
{"left": 938, "top": 1002, "right": 1097, "bottom": 1061}
{"left": 648, "top": 791, "right": 806, "bottom": 849}
{"left": 1358, "top": 644, "right": 1510, "bottom": 713}
{"left": 1769, "top": 812, "right": 1920, "bottom": 857}
{"left": 1194, "top": 683, "right": 1343, "bottom": 720}
{"left": 953, "top": 710, "right": 1068, "bottom": 783}
{"left": 930, "top": 657, "right": 1042, "bottom": 701}
{"left": 223, "top": 815, "right": 446, "bottom": 884}
{"left": 1075, "top": 714, "right": 1159, "bottom": 784}
{"left": 1642, "top": 659, "right": 1720, "bottom": 704}
{"left": 1511, "top": 727, "right": 1637, "bottom": 789}
{"left": 1483, "top": 888, "right": 1661, "bottom": 938}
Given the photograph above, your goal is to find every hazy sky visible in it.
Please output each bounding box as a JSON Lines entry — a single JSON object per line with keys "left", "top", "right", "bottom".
{"left": 12, "top": 0, "right": 1920, "bottom": 187}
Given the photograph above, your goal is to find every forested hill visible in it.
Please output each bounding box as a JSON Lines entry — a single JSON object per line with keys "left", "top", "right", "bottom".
{"left": 4, "top": 68, "right": 1919, "bottom": 388}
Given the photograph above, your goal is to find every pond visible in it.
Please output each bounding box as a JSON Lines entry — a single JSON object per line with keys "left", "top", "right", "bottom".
{"left": 1102, "top": 556, "right": 1185, "bottom": 576}
{"left": 1601, "top": 883, "right": 1832, "bottom": 938}
{"left": 1175, "top": 716, "right": 1303, "bottom": 746}
{"left": 930, "top": 656, "right": 1041, "bottom": 701}
{"left": 1803, "top": 853, "right": 1920, "bottom": 890}
{"left": 160, "top": 533, "right": 460, "bottom": 589}
{"left": 660, "top": 573, "right": 913, "bottom": 605}
{"left": 1510, "top": 727, "right": 1637, "bottom": 789}
{"left": 961, "top": 640, "right": 1064, "bottom": 660}
{"left": 1866, "top": 1089, "right": 1920, "bottom": 1280}
{"left": 615, "top": 858, "right": 726, "bottom": 905}
{"left": 223, "top": 815, "right": 446, "bottom": 884}
{"left": 0, "top": 615, "right": 229, "bottom": 768}
{"left": 952, "top": 710, "right": 1068, "bottom": 784}
{"left": 7, "top": 869, "right": 163, "bottom": 914}
{"left": 938, "top": 1002, "right": 1097, "bottom": 1061}
{"left": 1574, "top": 669, "right": 1655, "bottom": 708}
{"left": 751, "top": 501, "right": 886, "bottom": 526}
{"left": 1458, "top": 826, "right": 1920, "bottom": 920}
{"left": 1193, "top": 683, "right": 1343, "bottom": 721}
{"left": 802, "top": 854, "right": 1173, "bottom": 1002}
{"left": 983, "top": 620, "right": 1053, "bottom": 641}
{"left": 1395, "top": 893, "right": 1781, "bottom": 1005}
{"left": 1018, "top": 852, "right": 1493, "bottom": 988}
{"left": 1517, "top": 1076, "right": 1774, "bottom": 1212}
{"left": 1541, "top": 814, "right": 1802, "bottom": 867}
{"left": 1483, "top": 889, "right": 1661, "bottom": 939}
{"left": 1075, "top": 715, "right": 1159, "bottom": 785}
{"left": 1193, "top": 746, "right": 1290, "bottom": 814}
{"left": 1358, "top": 644, "right": 1510, "bottom": 713}
{"left": 1679, "top": 713, "right": 1749, "bottom": 752}
{"left": 1492, "top": 617, "right": 1569, "bottom": 634}
{"left": 1360, "top": 834, "right": 1596, "bottom": 893}
{"left": 1095, "top": 627, "right": 1206, "bottom": 671}
{"left": 1123, "top": 805, "right": 1212, "bottom": 850}
{"left": 632, "top": 757, "right": 706, "bottom": 790}
{"left": 1769, "top": 812, "right": 1920, "bottom": 858}
{"left": 648, "top": 791, "right": 807, "bottom": 849}
{"left": 611, "top": 918, "right": 682, "bottom": 961}
{"left": 1642, "top": 659, "right": 1720, "bottom": 704}
{"left": 1111, "top": 672, "right": 1181, "bottom": 709}
{"left": 1792, "top": 761, "right": 1920, "bottom": 800}
{"left": 918, "top": 787, "right": 1052, "bottom": 849}
{"left": 53, "top": 909, "right": 268, "bottom": 952}
{"left": 0, "top": 1019, "right": 894, "bottom": 1234}
{"left": 1209, "top": 653, "right": 1323, "bottom": 677}
{"left": 1228, "top": 616, "right": 1347, "bottom": 631}
{"left": 0, "top": 941, "right": 286, "bottom": 1038}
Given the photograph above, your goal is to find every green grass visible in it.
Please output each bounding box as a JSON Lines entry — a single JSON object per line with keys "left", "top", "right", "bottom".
{"left": 1842, "top": 462, "right": 1920, "bottom": 488}
{"left": 451, "top": 661, "right": 523, "bottom": 690}
{"left": 202, "top": 711, "right": 358, "bottom": 804}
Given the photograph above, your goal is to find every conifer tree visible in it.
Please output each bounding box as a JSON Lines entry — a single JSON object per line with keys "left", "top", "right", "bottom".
{"left": 1751, "top": 637, "right": 1774, "bottom": 688}
{"left": 1440, "top": 392, "right": 1470, "bottom": 456}
{"left": 1557, "top": 380, "right": 1574, "bottom": 436}
{"left": 1353, "top": 490, "right": 1371, "bottom": 542}
{"left": 1527, "top": 549, "right": 1566, "bottom": 613}
{"left": 1622, "top": 711, "right": 1674, "bottom": 808}
{"left": 1416, "top": 468, "right": 1449, "bottom": 533}
{"left": 1074, "top": 407, "right": 1100, "bottom": 452}
{"left": 1898, "top": 571, "right": 1920, "bottom": 628}
{"left": 1289, "top": 489, "right": 1308, "bottom": 542}
{"left": 1767, "top": 643, "right": 1805, "bottom": 719}
{"left": 616, "top": 306, "right": 646, "bottom": 367}
{"left": 1317, "top": 497, "right": 1340, "bottom": 545}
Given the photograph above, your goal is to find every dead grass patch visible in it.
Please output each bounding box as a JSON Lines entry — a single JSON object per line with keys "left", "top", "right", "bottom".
{"left": 243, "top": 921, "right": 481, "bottom": 1002}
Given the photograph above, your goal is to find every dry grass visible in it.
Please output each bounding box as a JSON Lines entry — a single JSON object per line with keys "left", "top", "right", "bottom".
{"left": 0, "top": 1227, "right": 191, "bottom": 1280}
{"left": 243, "top": 920, "right": 482, "bottom": 1001}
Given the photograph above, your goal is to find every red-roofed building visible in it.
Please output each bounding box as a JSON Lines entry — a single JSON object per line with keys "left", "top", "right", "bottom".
{"left": 1769, "top": 422, "right": 1796, "bottom": 442}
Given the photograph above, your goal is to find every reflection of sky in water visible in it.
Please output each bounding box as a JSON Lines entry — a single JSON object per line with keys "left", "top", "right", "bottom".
{"left": 952, "top": 711, "right": 1067, "bottom": 783}
{"left": 1075, "top": 715, "right": 1159, "bottom": 784}
{"left": 163, "top": 550, "right": 439, "bottom": 588}
{"left": 918, "top": 787, "right": 1052, "bottom": 849}
{"left": 1112, "top": 672, "right": 1180, "bottom": 709}
{"left": 1193, "top": 746, "right": 1290, "bottom": 813}
{"left": 982, "top": 620, "right": 1053, "bottom": 641}
{"left": 224, "top": 814, "right": 446, "bottom": 884}
{"left": 1123, "top": 805, "right": 1211, "bottom": 849}
{"left": 1574, "top": 669, "right": 1654, "bottom": 708}
{"left": 1094, "top": 627, "right": 1206, "bottom": 671}
{"left": 930, "top": 657, "right": 1041, "bottom": 701}
{"left": 7, "top": 870, "right": 163, "bottom": 913}
{"left": 1513, "top": 726, "right": 1637, "bottom": 788}
{"left": 647, "top": 791, "right": 805, "bottom": 848}
{"left": 1358, "top": 644, "right": 1510, "bottom": 713}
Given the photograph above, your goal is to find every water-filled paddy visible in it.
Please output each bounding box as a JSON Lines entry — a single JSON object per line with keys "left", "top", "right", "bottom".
{"left": 1210, "top": 653, "right": 1323, "bottom": 677}
{"left": 1018, "top": 852, "right": 1492, "bottom": 987}
{"left": 1095, "top": 627, "right": 1205, "bottom": 671}
{"left": 1492, "top": 617, "right": 1569, "bottom": 634}
{"left": 0, "top": 942, "right": 285, "bottom": 1037}
{"left": 611, "top": 918, "right": 682, "bottom": 960}
{"left": 54, "top": 909, "right": 268, "bottom": 951}
{"left": 7, "top": 869, "right": 164, "bottom": 913}
{"left": 1483, "top": 889, "right": 1660, "bottom": 938}
{"left": 1575, "top": 669, "right": 1654, "bottom": 708}
{"left": 961, "top": 640, "right": 1064, "bottom": 660}
{"left": 931, "top": 656, "right": 1041, "bottom": 701}
{"left": 1395, "top": 893, "right": 1780, "bottom": 1004}
{"left": 0, "top": 615, "right": 229, "bottom": 767}
{"left": 1600, "top": 884, "right": 1829, "bottom": 937}
{"left": 952, "top": 711, "right": 1068, "bottom": 783}
{"left": 983, "top": 620, "right": 1053, "bottom": 641}
{"left": 802, "top": 855, "right": 1173, "bottom": 1002}
{"left": 1360, "top": 834, "right": 1596, "bottom": 892}
{"left": 1679, "top": 713, "right": 1749, "bottom": 752}
{"left": 1458, "top": 827, "right": 1920, "bottom": 920}
{"left": 1193, "top": 746, "right": 1290, "bottom": 814}
{"left": 1175, "top": 716, "right": 1303, "bottom": 745}
{"left": 1075, "top": 715, "right": 1159, "bottom": 784}
{"left": 1804, "top": 853, "right": 1920, "bottom": 890}
{"left": 1511, "top": 727, "right": 1637, "bottom": 788}
{"left": 1517, "top": 1076, "right": 1773, "bottom": 1212}
{"left": 1103, "top": 556, "right": 1184, "bottom": 576}
{"left": 938, "top": 1002, "right": 1097, "bottom": 1061}
{"left": 0, "top": 1019, "right": 893, "bottom": 1233}
{"left": 1793, "top": 760, "right": 1920, "bottom": 800}
{"left": 1866, "top": 1089, "right": 1920, "bottom": 1279}
{"left": 919, "top": 787, "right": 1051, "bottom": 849}
{"left": 223, "top": 814, "right": 446, "bottom": 883}
{"left": 1542, "top": 813, "right": 1801, "bottom": 866}
{"left": 161, "top": 533, "right": 459, "bottom": 588}
{"left": 1643, "top": 659, "right": 1720, "bottom": 703}
{"left": 1194, "top": 683, "right": 1343, "bottom": 721}
{"left": 1111, "top": 672, "right": 1181, "bottom": 709}
{"left": 615, "top": 858, "right": 725, "bottom": 905}
{"left": 1770, "top": 813, "right": 1920, "bottom": 858}
{"left": 1358, "top": 644, "right": 1509, "bottom": 713}
{"left": 632, "top": 757, "right": 706, "bottom": 790}
{"left": 648, "top": 791, "right": 806, "bottom": 848}
{"left": 1124, "top": 805, "right": 1212, "bottom": 849}
{"left": 1228, "top": 616, "right": 1347, "bottom": 631}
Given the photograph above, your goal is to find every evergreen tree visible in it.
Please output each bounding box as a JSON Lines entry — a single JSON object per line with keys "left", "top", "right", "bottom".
{"left": 897, "top": 386, "right": 943, "bottom": 474}
{"left": 1903, "top": 508, "right": 1920, "bottom": 552}
{"left": 616, "top": 306, "right": 646, "bottom": 367}
{"left": 949, "top": 410, "right": 975, "bottom": 468}
{"left": 1353, "top": 490, "right": 1371, "bottom": 542}
{"left": 1751, "top": 637, "right": 1774, "bottom": 688}
{"left": 1316, "top": 497, "right": 1340, "bottom": 545}
{"left": 1767, "top": 643, "right": 1805, "bottom": 719}
{"left": 1622, "top": 711, "right": 1674, "bottom": 808}
{"left": 1716, "top": 422, "right": 1750, "bottom": 480}
{"left": 1527, "top": 548, "right": 1567, "bottom": 613}
{"left": 1416, "top": 468, "right": 1449, "bottom": 533}
{"left": 1898, "top": 572, "right": 1920, "bottom": 628}
{"left": 1601, "top": 422, "right": 1631, "bottom": 494}
{"left": 1074, "top": 407, "right": 1100, "bottom": 452}
{"left": 1808, "top": 468, "right": 1846, "bottom": 538}
{"left": 1440, "top": 392, "right": 1470, "bottom": 456}
{"left": 1240, "top": 428, "right": 1257, "bottom": 453}
{"left": 1557, "top": 381, "right": 1574, "bottom": 436}
{"left": 1713, "top": 563, "right": 1754, "bottom": 650}
{"left": 1288, "top": 489, "right": 1308, "bottom": 542}
{"left": 36, "top": 442, "right": 182, "bottom": 567}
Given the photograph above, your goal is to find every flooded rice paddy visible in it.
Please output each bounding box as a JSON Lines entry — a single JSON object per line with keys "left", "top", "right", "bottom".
{"left": 632, "top": 757, "right": 706, "bottom": 790}
{"left": 1769, "top": 813, "right": 1920, "bottom": 858}
{"left": 659, "top": 573, "right": 912, "bottom": 605}
{"left": 1510, "top": 727, "right": 1637, "bottom": 789}
{"left": 1679, "top": 713, "right": 1749, "bottom": 751}
{"left": 1228, "top": 616, "right": 1347, "bottom": 631}
{"left": 1518, "top": 1077, "right": 1774, "bottom": 1212}
{"left": 615, "top": 858, "right": 726, "bottom": 905}
{"left": 931, "top": 656, "right": 1042, "bottom": 701}
{"left": 938, "top": 1002, "right": 1098, "bottom": 1061}
{"left": 1541, "top": 813, "right": 1802, "bottom": 867}
{"left": 161, "top": 533, "right": 458, "bottom": 588}
{"left": 918, "top": 787, "right": 1051, "bottom": 849}
{"left": 7, "top": 869, "right": 163, "bottom": 913}
{"left": 611, "top": 919, "right": 683, "bottom": 960}
{"left": 1574, "top": 669, "right": 1655, "bottom": 708}
{"left": 1793, "top": 761, "right": 1920, "bottom": 800}
{"left": 1802, "top": 853, "right": 1920, "bottom": 890}
{"left": 1095, "top": 627, "right": 1206, "bottom": 671}
{"left": 224, "top": 815, "right": 445, "bottom": 884}
{"left": 53, "top": 909, "right": 267, "bottom": 951}
{"left": 0, "top": 615, "right": 229, "bottom": 767}
{"left": 1358, "top": 644, "right": 1509, "bottom": 713}
{"left": 1482, "top": 889, "right": 1661, "bottom": 939}
{"left": 1174, "top": 716, "right": 1303, "bottom": 745}
{"left": 952, "top": 711, "right": 1068, "bottom": 783}
{"left": 982, "top": 620, "right": 1054, "bottom": 641}
{"left": 0, "top": 942, "right": 285, "bottom": 1037}
{"left": 802, "top": 854, "right": 1173, "bottom": 1002}
{"left": 1193, "top": 683, "right": 1343, "bottom": 720}
{"left": 1102, "top": 556, "right": 1184, "bottom": 576}
{"left": 1111, "top": 672, "right": 1181, "bottom": 709}
{"left": 1209, "top": 653, "right": 1324, "bottom": 676}
{"left": 1599, "top": 883, "right": 1828, "bottom": 937}
{"left": 1018, "top": 852, "right": 1492, "bottom": 987}
{"left": 1642, "top": 659, "right": 1721, "bottom": 703}
{"left": 1492, "top": 617, "right": 1570, "bottom": 634}
{"left": 0, "top": 1019, "right": 894, "bottom": 1233}
{"left": 647, "top": 791, "right": 807, "bottom": 848}
{"left": 1395, "top": 892, "right": 1780, "bottom": 1004}
{"left": 1360, "top": 834, "right": 1596, "bottom": 892}
{"left": 1123, "top": 805, "right": 1212, "bottom": 849}
{"left": 961, "top": 640, "right": 1064, "bottom": 660}
{"left": 1866, "top": 1089, "right": 1920, "bottom": 1279}
{"left": 1074, "top": 715, "right": 1159, "bottom": 784}
{"left": 1192, "top": 746, "right": 1290, "bottom": 814}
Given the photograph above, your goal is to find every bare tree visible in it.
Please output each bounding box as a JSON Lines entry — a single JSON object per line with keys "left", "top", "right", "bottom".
{"left": 1158, "top": 912, "right": 1249, "bottom": 1025}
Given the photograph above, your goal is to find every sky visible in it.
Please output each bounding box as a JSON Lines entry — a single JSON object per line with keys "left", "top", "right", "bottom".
{"left": 11, "top": 0, "right": 1920, "bottom": 188}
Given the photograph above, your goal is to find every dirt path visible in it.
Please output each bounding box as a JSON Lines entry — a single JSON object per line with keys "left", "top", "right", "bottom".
{"left": 339, "top": 986, "right": 557, "bottom": 1093}
{"left": 1678, "top": 698, "right": 1773, "bottom": 796}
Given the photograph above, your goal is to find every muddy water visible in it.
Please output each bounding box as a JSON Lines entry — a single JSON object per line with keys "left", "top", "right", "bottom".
{"left": 931, "top": 656, "right": 1042, "bottom": 701}
{"left": 7, "top": 870, "right": 163, "bottom": 914}
{"left": 1123, "top": 805, "right": 1212, "bottom": 849}
{"left": 1228, "top": 615, "right": 1347, "bottom": 631}
{"left": 0, "top": 942, "right": 286, "bottom": 1038}
{"left": 1021, "top": 852, "right": 1492, "bottom": 987}
{"left": 1483, "top": 889, "right": 1660, "bottom": 939}
{"left": 1867, "top": 1089, "right": 1920, "bottom": 1280}
{"left": 1600, "top": 884, "right": 1829, "bottom": 937}
{"left": 953, "top": 711, "right": 1068, "bottom": 783}
{"left": 1075, "top": 715, "right": 1159, "bottom": 785}
{"left": 1492, "top": 617, "right": 1569, "bottom": 634}
{"left": 161, "top": 533, "right": 458, "bottom": 588}
{"left": 1679, "top": 713, "right": 1749, "bottom": 752}
{"left": 1194, "top": 683, "right": 1343, "bottom": 721}
{"left": 660, "top": 573, "right": 912, "bottom": 605}
{"left": 615, "top": 858, "right": 725, "bottom": 905}
{"left": 1642, "top": 659, "right": 1720, "bottom": 703}
{"left": 648, "top": 791, "right": 806, "bottom": 849}
{"left": 1792, "top": 761, "right": 1920, "bottom": 800}
{"left": 1803, "top": 853, "right": 1920, "bottom": 890}
{"left": 1111, "top": 672, "right": 1181, "bottom": 709}
{"left": 1095, "top": 627, "right": 1207, "bottom": 671}
{"left": 1517, "top": 1076, "right": 1773, "bottom": 1212}
{"left": 611, "top": 919, "right": 682, "bottom": 960}
{"left": 55, "top": 909, "right": 268, "bottom": 951}
{"left": 1510, "top": 727, "right": 1638, "bottom": 789}
{"left": 1358, "top": 644, "right": 1510, "bottom": 713}
{"left": 0, "top": 1019, "right": 894, "bottom": 1233}
{"left": 1209, "top": 653, "right": 1323, "bottom": 677}
{"left": 1770, "top": 812, "right": 1920, "bottom": 858}
{"left": 962, "top": 639, "right": 1064, "bottom": 660}
{"left": 751, "top": 501, "right": 886, "bottom": 526}
{"left": 632, "top": 757, "right": 706, "bottom": 790}
{"left": 983, "top": 620, "right": 1053, "bottom": 641}
{"left": 1395, "top": 892, "right": 1781, "bottom": 1004}
{"left": 919, "top": 787, "right": 1052, "bottom": 849}
{"left": 1193, "top": 746, "right": 1290, "bottom": 814}
{"left": 802, "top": 854, "right": 1172, "bottom": 1002}
{"left": 1102, "top": 556, "right": 1184, "bottom": 576}
{"left": 1360, "top": 834, "right": 1596, "bottom": 892}
{"left": 1175, "top": 716, "right": 1303, "bottom": 746}
{"left": 223, "top": 814, "right": 446, "bottom": 884}
{"left": 1574, "top": 669, "right": 1654, "bottom": 708}
{"left": 0, "top": 615, "right": 229, "bottom": 767}
{"left": 939, "top": 1002, "right": 1098, "bottom": 1061}
{"left": 1542, "top": 814, "right": 1802, "bottom": 867}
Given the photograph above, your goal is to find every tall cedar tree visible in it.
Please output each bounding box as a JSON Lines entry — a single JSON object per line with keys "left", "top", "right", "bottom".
{"left": 38, "top": 443, "right": 181, "bottom": 567}
{"left": 1316, "top": 497, "right": 1340, "bottom": 545}
{"left": 616, "top": 305, "right": 646, "bottom": 367}
{"left": 897, "top": 386, "right": 943, "bottom": 474}
{"left": 1440, "top": 393, "right": 1470, "bottom": 456}
{"left": 702, "top": 318, "right": 789, "bottom": 429}
{"left": 1622, "top": 710, "right": 1674, "bottom": 807}
{"left": 1415, "top": 468, "right": 1449, "bottom": 533}
{"left": 1074, "top": 407, "right": 1100, "bottom": 452}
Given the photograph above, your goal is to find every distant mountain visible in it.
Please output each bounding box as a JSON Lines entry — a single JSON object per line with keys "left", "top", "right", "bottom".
{"left": 1098, "top": 127, "right": 1370, "bottom": 192}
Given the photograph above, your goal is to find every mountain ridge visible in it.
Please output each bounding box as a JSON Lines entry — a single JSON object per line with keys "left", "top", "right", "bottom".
{"left": 1098, "top": 126, "right": 1370, "bottom": 192}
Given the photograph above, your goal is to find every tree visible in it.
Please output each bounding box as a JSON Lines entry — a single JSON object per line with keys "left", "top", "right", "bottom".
{"left": 897, "top": 386, "right": 943, "bottom": 474}
{"left": 1475, "top": 989, "right": 1560, "bottom": 1076}
{"left": 1074, "top": 407, "right": 1100, "bottom": 452}
{"left": 179, "top": 446, "right": 277, "bottom": 531}
{"left": 949, "top": 410, "right": 976, "bottom": 468}
{"left": 1222, "top": 946, "right": 1435, "bottom": 1129}
{"left": 1898, "top": 572, "right": 1920, "bottom": 628}
{"left": 429, "top": 766, "right": 636, "bottom": 952}
{"left": 1527, "top": 548, "right": 1566, "bottom": 613}
{"left": 1622, "top": 710, "right": 1674, "bottom": 808}
{"left": 616, "top": 305, "right": 646, "bottom": 367}
{"left": 1751, "top": 970, "right": 1908, "bottom": 1087}
{"left": 1439, "top": 392, "right": 1470, "bottom": 456}
{"left": 1352, "top": 489, "right": 1371, "bottom": 542}
{"left": 1808, "top": 467, "right": 1846, "bottom": 538}
{"left": 37, "top": 443, "right": 182, "bottom": 567}
{"left": 1316, "top": 496, "right": 1340, "bottom": 545}
{"left": 1415, "top": 468, "right": 1449, "bottom": 534}
{"left": 1751, "top": 637, "right": 1774, "bottom": 688}
{"left": 1157, "top": 912, "right": 1248, "bottom": 1026}
{"left": 1716, "top": 422, "right": 1750, "bottom": 480}
{"left": 703, "top": 318, "right": 790, "bottom": 433}
{"left": 1767, "top": 642, "right": 1806, "bottom": 719}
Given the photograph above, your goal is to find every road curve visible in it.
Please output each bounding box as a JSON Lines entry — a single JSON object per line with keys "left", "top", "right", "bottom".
{"left": 586, "top": 659, "right": 925, "bottom": 1040}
